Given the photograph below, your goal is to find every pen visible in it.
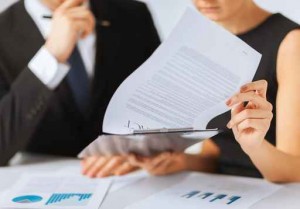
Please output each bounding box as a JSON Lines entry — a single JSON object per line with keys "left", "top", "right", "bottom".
{"left": 42, "top": 15, "right": 111, "bottom": 27}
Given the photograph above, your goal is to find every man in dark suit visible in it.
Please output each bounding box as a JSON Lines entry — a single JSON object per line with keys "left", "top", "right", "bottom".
{"left": 0, "top": 0, "right": 160, "bottom": 169}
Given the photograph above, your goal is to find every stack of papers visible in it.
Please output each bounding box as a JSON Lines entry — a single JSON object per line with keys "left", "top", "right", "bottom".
{"left": 79, "top": 7, "right": 261, "bottom": 157}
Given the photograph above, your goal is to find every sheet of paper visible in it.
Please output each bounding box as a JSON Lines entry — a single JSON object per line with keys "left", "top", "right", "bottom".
{"left": 57, "top": 167, "right": 149, "bottom": 194}
{"left": 109, "top": 171, "right": 149, "bottom": 193}
{"left": 125, "top": 173, "right": 282, "bottom": 209}
{"left": 78, "top": 131, "right": 218, "bottom": 157}
{"left": 103, "top": 7, "right": 261, "bottom": 135}
{"left": 0, "top": 174, "right": 111, "bottom": 209}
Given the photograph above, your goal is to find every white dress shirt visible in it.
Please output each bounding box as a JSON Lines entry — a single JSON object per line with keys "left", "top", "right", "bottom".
{"left": 25, "top": 0, "right": 96, "bottom": 89}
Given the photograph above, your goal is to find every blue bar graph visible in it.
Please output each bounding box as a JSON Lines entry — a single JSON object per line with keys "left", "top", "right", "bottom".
{"left": 45, "top": 193, "right": 92, "bottom": 206}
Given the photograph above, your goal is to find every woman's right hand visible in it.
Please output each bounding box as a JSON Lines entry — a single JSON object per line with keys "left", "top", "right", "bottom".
{"left": 226, "top": 80, "right": 273, "bottom": 155}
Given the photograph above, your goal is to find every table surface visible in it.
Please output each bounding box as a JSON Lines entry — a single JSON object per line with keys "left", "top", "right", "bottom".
{"left": 1, "top": 153, "right": 300, "bottom": 209}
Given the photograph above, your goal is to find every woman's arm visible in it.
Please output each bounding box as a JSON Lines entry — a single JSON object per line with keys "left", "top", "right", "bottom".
{"left": 228, "top": 28, "right": 300, "bottom": 183}
{"left": 227, "top": 80, "right": 300, "bottom": 183}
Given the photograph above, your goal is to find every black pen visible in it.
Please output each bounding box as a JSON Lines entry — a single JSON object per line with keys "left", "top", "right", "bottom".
{"left": 42, "top": 15, "right": 111, "bottom": 27}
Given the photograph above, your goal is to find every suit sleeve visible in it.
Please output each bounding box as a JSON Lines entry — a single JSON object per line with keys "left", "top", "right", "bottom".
{"left": 0, "top": 62, "right": 53, "bottom": 166}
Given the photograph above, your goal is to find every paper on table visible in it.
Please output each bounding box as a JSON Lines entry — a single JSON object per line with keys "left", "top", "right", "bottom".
{"left": 57, "top": 167, "right": 149, "bottom": 194}
{"left": 103, "top": 7, "right": 261, "bottom": 135}
{"left": 0, "top": 174, "right": 111, "bottom": 209}
{"left": 125, "top": 172, "right": 282, "bottom": 209}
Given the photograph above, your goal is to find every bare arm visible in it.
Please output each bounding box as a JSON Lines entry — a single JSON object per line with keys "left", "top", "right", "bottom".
{"left": 229, "top": 30, "right": 300, "bottom": 183}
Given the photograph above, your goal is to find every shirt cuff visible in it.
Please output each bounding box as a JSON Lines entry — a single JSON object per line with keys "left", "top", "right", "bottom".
{"left": 28, "top": 47, "right": 70, "bottom": 90}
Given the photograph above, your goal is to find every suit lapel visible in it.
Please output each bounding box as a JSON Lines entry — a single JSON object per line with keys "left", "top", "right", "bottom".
{"left": 90, "top": 0, "right": 122, "bottom": 109}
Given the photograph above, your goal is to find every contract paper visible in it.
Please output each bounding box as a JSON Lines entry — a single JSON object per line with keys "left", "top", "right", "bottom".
{"left": 103, "top": 7, "right": 261, "bottom": 135}
{"left": 79, "top": 7, "right": 261, "bottom": 157}
{"left": 125, "top": 173, "right": 282, "bottom": 209}
{"left": 0, "top": 174, "right": 111, "bottom": 209}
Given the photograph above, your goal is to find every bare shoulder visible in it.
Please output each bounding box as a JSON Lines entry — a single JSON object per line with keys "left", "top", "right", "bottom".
{"left": 279, "top": 29, "right": 300, "bottom": 51}
{"left": 277, "top": 29, "right": 300, "bottom": 80}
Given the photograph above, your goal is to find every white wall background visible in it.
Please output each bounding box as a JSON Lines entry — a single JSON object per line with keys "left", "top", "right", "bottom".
{"left": 1, "top": 1, "right": 299, "bottom": 39}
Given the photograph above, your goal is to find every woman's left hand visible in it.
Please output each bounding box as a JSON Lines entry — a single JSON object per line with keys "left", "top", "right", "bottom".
{"left": 226, "top": 80, "right": 273, "bottom": 154}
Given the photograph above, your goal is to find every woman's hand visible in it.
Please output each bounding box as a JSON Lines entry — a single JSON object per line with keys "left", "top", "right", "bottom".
{"left": 129, "top": 152, "right": 188, "bottom": 176}
{"left": 81, "top": 155, "right": 138, "bottom": 178}
{"left": 226, "top": 80, "right": 273, "bottom": 154}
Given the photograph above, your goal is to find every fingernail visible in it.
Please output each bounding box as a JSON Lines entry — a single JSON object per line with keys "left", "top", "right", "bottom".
{"left": 227, "top": 121, "right": 232, "bottom": 129}
{"left": 97, "top": 173, "right": 104, "bottom": 178}
{"left": 226, "top": 99, "right": 231, "bottom": 106}
{"left": 240, "top": 86, "right": 247, "bottom": 92}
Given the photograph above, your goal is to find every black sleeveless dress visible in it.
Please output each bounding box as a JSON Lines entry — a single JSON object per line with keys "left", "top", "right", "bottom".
{"left": 207, "top": 14, "right": 300, "bottom": 178}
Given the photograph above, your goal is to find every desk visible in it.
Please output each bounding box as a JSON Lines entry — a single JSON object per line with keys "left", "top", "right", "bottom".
{"left": 1, "top": 153, "right": 300, "bottom": 209}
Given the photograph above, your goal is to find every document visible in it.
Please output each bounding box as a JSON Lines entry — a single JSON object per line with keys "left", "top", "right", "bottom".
{"left": 79, "top": 7, "right": 261, "bottom": 157}
{"left": 103, "top": 7, "right": 261, "bottom": 135}
{"left": 125, "top": 173, "right": 282, "bottom": 209}
{"left": 0, "top": 174, "right": 111, "bottom": 209}
{"left": 57, "top": 167, "right": 148, "bottom": 194}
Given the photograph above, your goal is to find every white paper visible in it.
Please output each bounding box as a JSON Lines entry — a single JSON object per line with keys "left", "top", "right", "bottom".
{"left": 126, "top": 173, "right": 282, "bottom": 209}
{"left": 0, "top": 173, "right": 111, "bottom": 209}
{"left": 109, "top": 171, "right": 149, "bottom": 193}
{"left": 103, "top": 7, "right": 261, "bottom": 135}
{"left": 57, "top": 167, "right": 148, "bottom": 194}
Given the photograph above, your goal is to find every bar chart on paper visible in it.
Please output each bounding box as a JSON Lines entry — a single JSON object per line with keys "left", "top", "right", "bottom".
{"left": 45, "top": 193, "right": 92, "bottom": 206}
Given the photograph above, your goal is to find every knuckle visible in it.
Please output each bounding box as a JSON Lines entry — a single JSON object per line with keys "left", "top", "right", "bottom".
{"left": 244, "top": 119, "right": 252, "bottom": 126}
{"left": 261, "top": 80, "right": 268, "bottom": 88}
{"left": 243, "top": 109, "right": 252, "bottom": 117}
{"left": 267, "top": 102, "right": 273, "bottom": 110}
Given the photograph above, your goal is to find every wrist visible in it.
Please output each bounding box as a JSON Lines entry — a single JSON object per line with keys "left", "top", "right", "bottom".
{"left": 44, "top": 42, "right": 67, "bottom": 63}
{"left": 241, "top": 139, "right": 266, "bottom": 156}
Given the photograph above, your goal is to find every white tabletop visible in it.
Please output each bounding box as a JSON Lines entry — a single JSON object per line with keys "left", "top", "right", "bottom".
{"left": 1, "top": 153, "right": 300, "bottom": 209}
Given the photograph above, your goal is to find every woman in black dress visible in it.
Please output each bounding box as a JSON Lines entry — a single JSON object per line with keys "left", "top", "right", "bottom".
{"left": 127, "top": 0, "right": 300, "bottom": 182}
{"left": 82, "top": 0, "right": 300, "bottom": 182}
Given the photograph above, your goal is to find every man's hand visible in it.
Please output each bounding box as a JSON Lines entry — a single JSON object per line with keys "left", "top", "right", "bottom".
{"left": 45, "top": 0, "right": 95, "bottom": 63}
{"left": 81, "top": 156, "right": 139, "bottom": 178}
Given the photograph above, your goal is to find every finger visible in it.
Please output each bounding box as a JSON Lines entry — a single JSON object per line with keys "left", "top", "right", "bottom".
{"left": 147, "top": 160, "right": 172, "bottom": 176}
{"left": 128, "top": 154, "right": 146, "bottom": 168}
{"left": 114, "top": 162, "right": 138, "bottom": 176}
{"left": 59, "top": 0, "right": 86, "bottom": 11}
{"left": 237, "top": 118, "right": 271, "bottom": 132}
{"left": 67, "top": 5, "right": 91, "bottom": 14}
{"left": 231, "top": 102, "right": 244, "bottom": 117}
{"left": 150, "top": 152, "right": 172, "bottom": 169}
{"left": 81, "top": 156, "right": 99, "bottom": 174}
{"left": 228, "top": 109, "right": 273, "bottom": 129}
{"left": 97, "top": 156, "right": 125, "bottom": 178}
{"left": 240, "top": 80, "right": 268, "bottom": 98}
{"left": 85, "top": 157, "right": 109, "bottom": 177}
{"left": 72, "top": 19, "right": 93, "bottom": 38}
{"left": 226, "top": 92, "right": 272, "bottom": 110}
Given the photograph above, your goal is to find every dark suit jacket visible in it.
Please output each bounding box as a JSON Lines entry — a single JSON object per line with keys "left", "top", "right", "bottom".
{"left": 0, "top": 0, "right": 160, "bottom": 166}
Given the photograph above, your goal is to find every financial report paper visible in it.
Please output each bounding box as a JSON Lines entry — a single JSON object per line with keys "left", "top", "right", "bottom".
{"left": 125, "top": 173, "right": 282, "bottom": 209}
{"left": 0, "top": 174, "right": 111, "bottom": 209}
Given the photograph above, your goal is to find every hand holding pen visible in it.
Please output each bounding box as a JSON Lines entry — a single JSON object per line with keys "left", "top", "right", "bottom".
{"left": 44, "top": 0, "right": 95, "bottom": 63}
